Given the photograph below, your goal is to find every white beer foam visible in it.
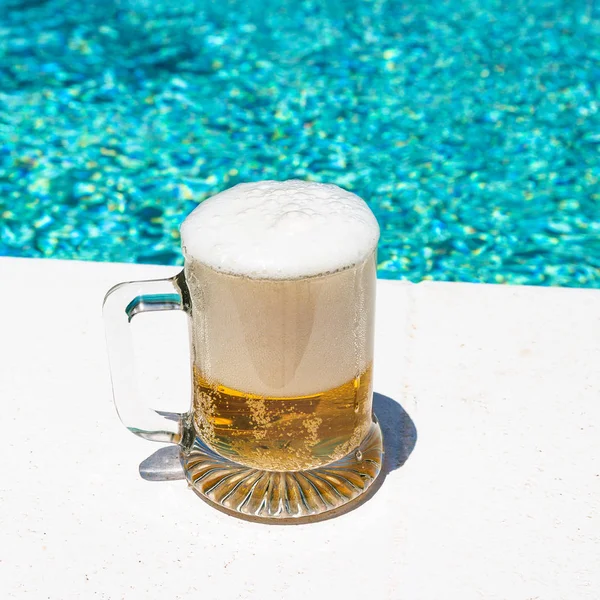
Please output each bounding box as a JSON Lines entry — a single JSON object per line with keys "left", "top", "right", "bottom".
{"left": 180, "top": 180, "right": 379, "bottom": 279}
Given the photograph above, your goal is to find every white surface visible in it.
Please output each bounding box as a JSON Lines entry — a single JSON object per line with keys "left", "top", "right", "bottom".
{"left": 1, "top": 257, "right": 599, "bottom": 600}
{"left": 180, "top": 180, "right": 379, "bottom": 278}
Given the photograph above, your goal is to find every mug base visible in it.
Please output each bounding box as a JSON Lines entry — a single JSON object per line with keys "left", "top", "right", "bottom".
{"left": 180, "top": 418, "right": 383, "bottom": 521}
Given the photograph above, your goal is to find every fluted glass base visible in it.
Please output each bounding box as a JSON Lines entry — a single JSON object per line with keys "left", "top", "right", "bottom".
{"left": 180, "top": 419, "right": 383, "bottom": 521}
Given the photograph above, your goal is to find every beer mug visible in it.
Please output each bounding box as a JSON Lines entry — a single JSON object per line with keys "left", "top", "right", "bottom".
{"left": 104, "top": 180, "right": 383, "bottom": 520}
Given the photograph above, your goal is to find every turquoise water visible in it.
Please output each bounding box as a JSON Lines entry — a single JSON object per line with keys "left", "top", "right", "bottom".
{"left": 1, "top": 0, "right": 599, "bottom": 286}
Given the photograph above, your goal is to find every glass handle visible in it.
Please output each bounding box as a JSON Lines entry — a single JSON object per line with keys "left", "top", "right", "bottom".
{"left": 103, "top": 270, "right": 190, "bottom": 444}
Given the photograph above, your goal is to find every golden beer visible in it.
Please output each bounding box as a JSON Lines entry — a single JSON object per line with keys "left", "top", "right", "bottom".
{"left": 193, "top": 364, "right": 373, "bottom": 471}
{"left": 185, "top": 254, "right": 377, "bottom": 476}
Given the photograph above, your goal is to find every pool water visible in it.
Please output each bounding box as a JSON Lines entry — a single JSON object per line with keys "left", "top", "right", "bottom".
{"left": 1, "top": 0, "right": 599, "bottom": 286}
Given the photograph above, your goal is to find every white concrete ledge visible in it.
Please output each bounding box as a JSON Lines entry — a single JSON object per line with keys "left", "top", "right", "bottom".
{"left": 1, "top": 257, "right": 599, "bottom": 599}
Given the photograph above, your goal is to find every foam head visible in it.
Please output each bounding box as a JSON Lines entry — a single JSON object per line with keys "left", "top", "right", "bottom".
{"left": 180, "top": 180, "right": 380, "bottom": 278}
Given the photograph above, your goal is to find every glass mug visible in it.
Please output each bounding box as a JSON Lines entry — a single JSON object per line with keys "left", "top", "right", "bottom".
{"left": 104, "top": 180, "right": 383, "bottom": 520}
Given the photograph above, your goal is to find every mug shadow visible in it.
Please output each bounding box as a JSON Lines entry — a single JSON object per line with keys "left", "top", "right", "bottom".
{"left": 360, "top": 392, "right": 418, "bottom": 500}
{"left": 139, "top": 392, "right": 417, "bottom": 522}
{"left": 139, "top": 444, "right": 185, "bottom": 481}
